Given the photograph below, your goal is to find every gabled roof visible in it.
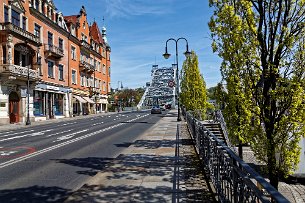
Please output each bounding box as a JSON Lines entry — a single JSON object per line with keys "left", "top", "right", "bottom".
{"left": 64, "top": 15, "right": 78, "bottom": 25}
{"left": 90, "top": 21, "right": 104, "bottom": 44}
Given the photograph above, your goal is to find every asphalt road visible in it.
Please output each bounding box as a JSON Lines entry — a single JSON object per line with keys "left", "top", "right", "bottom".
{"left": 0, "top": 110, "right": 165, "bottom": 202}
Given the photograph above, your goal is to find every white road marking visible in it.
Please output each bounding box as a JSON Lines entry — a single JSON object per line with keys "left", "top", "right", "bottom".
{"left": 0, "top": 129, "right": 52, "bottom": 142}
{"left": 0, "top": 113, "right": 149, "bottom": 169}
{"left": 46, "top": 129, "right": 72, "bottom": 137}
{"left": 91, "top": 122, "right": 104, "bottom": 126}
{"left": 53, "top": 129, "right": 88, "bottom": 142}
{"left": 0, "top": 130, "right": 35, "bottom": 138}
{"left": 57, "top": 122, "right": 77, "bottom": 127}
{"left": 0, "top": 151, "right": 18, "bottom": 156}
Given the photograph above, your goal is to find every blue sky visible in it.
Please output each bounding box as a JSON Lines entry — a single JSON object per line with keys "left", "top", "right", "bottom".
{"left": 54, "top": 0, "right": 222, "bottom": 89}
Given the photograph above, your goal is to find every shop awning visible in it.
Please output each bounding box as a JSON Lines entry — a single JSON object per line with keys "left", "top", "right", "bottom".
{"left": 83, "top": 97, "right": 95, "bottom": 104}
{"left": 73, "top": 95, "right": 87, "bottom": 103}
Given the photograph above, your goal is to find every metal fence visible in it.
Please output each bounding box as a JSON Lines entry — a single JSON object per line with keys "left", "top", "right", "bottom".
{"left": 185, "top": 111, "right": 289, "bottom": 203}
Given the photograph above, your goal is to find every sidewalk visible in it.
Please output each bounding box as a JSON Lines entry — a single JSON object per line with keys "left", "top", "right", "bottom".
{"left": 64, "top": 110, "right": 216, "bottom": 203}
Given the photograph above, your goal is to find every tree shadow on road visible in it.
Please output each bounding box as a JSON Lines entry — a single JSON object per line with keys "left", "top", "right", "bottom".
{"left": 0, "top": 185, "right": 71, "bottom": 203}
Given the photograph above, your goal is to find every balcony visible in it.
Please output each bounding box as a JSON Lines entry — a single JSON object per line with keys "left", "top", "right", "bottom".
{"left": 0, "top": 23, "right": 41, "bottom": 45}
{"left": 44, "top": 44, "right": 64, "bottom": 58}
{"left": 79, "top": 60, "right": 95, "bottom": 72}
{"left": 0, "top": 64, "right": 40, "bottom": 81}
{"left": 80, "top": 40, "right": 91, "bottom": 51}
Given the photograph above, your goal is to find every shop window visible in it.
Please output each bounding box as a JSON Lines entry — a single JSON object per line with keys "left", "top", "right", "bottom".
{"left": 54, "top": 94, "right": 63, "bottom": 115}
{"left": 72, "top": 70, "right": 76, "bottom": 84}
{"left": 4, "top": 6, "right": 9, "bottom": 23}
{"left": 12, "top": 9, "right": 20, "bottom": 27}
{"left": 48, "top": 61, "right": 54, "bottom": 78}
{"left": 33, "top": 91, "right": 45, "bottom": 116}
{"left": 58, "top": 64, "right": 63, "bottom": 81}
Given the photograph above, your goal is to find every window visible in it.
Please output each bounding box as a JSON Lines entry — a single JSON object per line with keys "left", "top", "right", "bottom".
{"left": 108, "top": 82, "right": 111, "bottom": 92}
{"left": 108, "top": 67, "right": 111, "bottom": 77}
{"left": 71, "top": 46, "right": 76, "bottom": 60}
{"left": 80, "top": 73, "right": 84, "bottom": 86}
{"left": 34, "top": 24, "right": 41, "bottom": 38}
{"left": 41, "top": 2, "right": 44, "bottom": 14}
{"left": 102, "top": 64, "right": 106, "bottom": 75}
{"left": 4, "top": 6, "right": 9, "bottom": 23}
{"left": 33, "top": 91, "right": 45, "bottom": 116}
{"left": 98, "top": 61, "right": 101, "bottom": 72}
{"left": 48, "top": 61, "right": 54, "bottom": 78}
{"left": 22, "top": 16, "right": 26, "bottom": 30}
{"left": 102, "top": 48, "right": 105, "bottom": 57}
{"left": 72, "top": 70, "right": 76, "bottom": 84}
{"left": 12, "top": 9, "right": 20, "bottom": 27}
{"left": 103, "top": 81, "right": 106, "bottom": 91}
{"left": 35, "top": 0, "right": 39, "bottom": 10}
{"left": 48, "top": 32, "right": 53, "bottom": 45}
{"left": 58, "top": 64, "right": 63, "bottom": 80}
{"left": 94, "top": 59, "right": 97, "bottom": 70}
{"left": 54, "top": 93, "right": 64, "bottom": 115}
{"left": 2, "top": 46, "right": 6, "bottom": 64}
{"left": 86, "top": 76, "right": 89, "bottom": 87}
{"left": 59, "top": 38, "right": 63, "bottom": 51}
{"left": 83, "top": 22, "right": 86, "bottom": 29}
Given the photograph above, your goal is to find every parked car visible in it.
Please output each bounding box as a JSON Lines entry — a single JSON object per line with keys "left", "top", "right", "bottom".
{"left": 151, "top": 106, "right": 162, "bottom": 114}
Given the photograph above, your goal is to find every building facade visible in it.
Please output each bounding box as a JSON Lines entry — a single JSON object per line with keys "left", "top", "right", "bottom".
{"left": 0, "top": 0, "right": 111, "bottom": 124}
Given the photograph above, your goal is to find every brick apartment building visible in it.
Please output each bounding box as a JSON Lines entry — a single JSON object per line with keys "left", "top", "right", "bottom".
{"left": 0, "top": 0, "right": 111, "bottom": 124}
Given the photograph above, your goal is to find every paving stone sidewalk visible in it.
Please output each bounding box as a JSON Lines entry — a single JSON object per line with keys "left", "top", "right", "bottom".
{"left": 64, "top": 110, "right": 216, "bottom": 203}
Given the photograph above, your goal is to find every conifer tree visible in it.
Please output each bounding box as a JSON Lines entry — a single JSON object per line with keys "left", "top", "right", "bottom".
{"left": 180, "top": 51, "right": 207, "bottom": 119}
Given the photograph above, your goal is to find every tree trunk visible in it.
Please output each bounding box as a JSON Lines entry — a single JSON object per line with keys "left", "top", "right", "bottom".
{"left": 238, "top": 142, "right": 243, "bottom": 159}
{"left": 267, "top": 136, "right": 279, "bottom": 190}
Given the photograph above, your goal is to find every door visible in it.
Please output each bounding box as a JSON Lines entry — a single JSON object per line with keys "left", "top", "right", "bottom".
{"left": 9, "top": 92, "right": 20, "bottom": 123}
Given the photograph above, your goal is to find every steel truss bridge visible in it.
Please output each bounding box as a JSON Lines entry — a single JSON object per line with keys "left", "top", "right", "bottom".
{"left": 137, "top": 65, "right": 177, "bottom": 109}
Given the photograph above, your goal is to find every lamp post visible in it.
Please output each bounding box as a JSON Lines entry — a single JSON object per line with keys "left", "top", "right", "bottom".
{"left": 26, "top": 65, "right": 31, "bottom": 125}
{"left": 163, "top": 38, "right": 191, "bottom": 121}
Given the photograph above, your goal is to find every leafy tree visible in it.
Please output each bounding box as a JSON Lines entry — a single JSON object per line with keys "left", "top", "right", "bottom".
{"left": 180, "top": 51, "right": 207, "bottom": 119}
{"left": 207, "top": 86, "right": 217, "bottom": 100}
{"left": 209, "top": 0, "right": 305, "bottom": 189}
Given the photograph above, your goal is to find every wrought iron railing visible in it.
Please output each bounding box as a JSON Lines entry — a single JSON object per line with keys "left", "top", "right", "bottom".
{"left": 214, "top": 109, "right": 235, "bottom": 150}
{"left": 185, "top": 111, "right": 289, "bottom": 203}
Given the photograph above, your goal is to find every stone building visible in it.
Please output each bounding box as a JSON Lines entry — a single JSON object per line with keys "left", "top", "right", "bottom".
{"left": 0, "top": 0, "right": 111, "bottom": 124}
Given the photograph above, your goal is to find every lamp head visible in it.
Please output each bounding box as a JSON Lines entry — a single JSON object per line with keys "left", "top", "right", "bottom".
{"left": 184, "top": 44, "right": 191, "bottom": 58}
{"left": 163, "top": 46, "right": 171, "bottom": 59}
{"left": 184, "top": 50, "right": 191, "bottom": 58}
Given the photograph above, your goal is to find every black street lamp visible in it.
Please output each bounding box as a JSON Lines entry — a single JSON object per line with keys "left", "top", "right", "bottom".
{"left": 163, "top": 38, "right": 191, "bottom": 121}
